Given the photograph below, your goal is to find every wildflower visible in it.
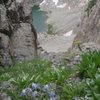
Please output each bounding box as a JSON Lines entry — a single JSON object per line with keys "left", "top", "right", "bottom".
{"left": 74, "top": 40, "right": 81, "bottom": 45}
{"left": 49, "top": 92, "right": 57, "bottom": 100}
{"left": 74, "top": 40, "right": 82, "bottom": 51}
{"left": 32, "top": 83, "right": 40, "bottom": 91}
{"left": 20, "top": 89, "right": 27, "bottom": 96}
{"left": 85, "top": 96, "right": 89, "bottom": 100}
{"left": 20, "top": 88, "right": 32, "bottom": 97}
{"left": 43, "top": 84, "right": 50, "bottom": 92}
{"left": 26, "top": 88, "right": 32, "bottom": 93}
{"left": 49, "top": 97, "right": 57, "bottom": 100}
{"left": 32, "top": 91, "right": 39, "bottom": 98}
{"left": 72, "top": 97, "right": 78, "bottom": 100}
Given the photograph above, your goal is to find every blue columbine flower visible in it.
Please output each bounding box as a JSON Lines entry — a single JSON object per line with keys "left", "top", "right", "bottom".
{"left": 49, "top": 91, "right": 57, "bottom": 100}
{"left": 20, "top": 88, "right": 32, "bottom": 97}
{"left": 20, "top": 89, "right": 27, "bottom": 97}
{"left": 43, "top": 84, "right": 50, "bottom": 92}
{"left": 72, "top": 97, "right": 78, "bottom": 100}
{"left": 31, "top": 91, "right": 39, "bottom": 98}
{"left": 49, "top": 91, "right": 56, "bottom": 97}
{"left": 49, "top": 97, "right": 57, "bottom": 100}
{"left": 85, "top": 96, "right": 89, "bottom": 100}
{"left": 32, "top": 83, "right": 40, "bottom": 91}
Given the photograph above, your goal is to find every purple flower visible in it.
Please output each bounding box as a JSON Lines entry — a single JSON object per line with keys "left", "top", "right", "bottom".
{"left": 20, "top": 89, "right": 27, "bottom": 96}
{"left": 49, "top": 91, "right": 56, "bottom": 98}
{"left": 85, "top": 96, "right": 89, "bottom": 100}
{"left": 72, "top": 97, "right": 78, "bottom": 100}
{"left": 31, "top": 91, "right": 39, "bottom": 98}
{"left": 49, "top": 97, "right": 57, "bottom": 100}
{"left": 20, "top": 88, "right": 32, "bottom": 97}
{"left": 32, "top": 83, "right": 40, "bottom": 91}
{"left": 49, "top": 92, "right": 57, "bottom": 100}
{"left": 43, "top": 84, "right": 50, "bottom": 92}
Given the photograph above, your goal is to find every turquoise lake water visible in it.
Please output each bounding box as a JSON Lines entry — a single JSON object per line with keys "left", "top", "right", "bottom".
{"left": 32, "top": 5, "right": 47, "bottom": 33}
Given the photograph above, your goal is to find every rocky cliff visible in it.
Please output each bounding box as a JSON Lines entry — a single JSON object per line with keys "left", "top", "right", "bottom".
{"left": 0, "top": 0, "right": 43, "bottom": 66}
{"left": 74, "top": 0, "right": 100, "bottom": 48}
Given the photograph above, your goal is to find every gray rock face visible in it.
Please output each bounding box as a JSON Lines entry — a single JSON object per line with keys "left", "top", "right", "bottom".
{"left": 74, "top": 0, "right": 100, "bottom": 45}
{"left": 0, "top": 5, "right": 10, "bottom": 36}
{"left": 22, "top": 0, "right": 43, "bottom": 17}
{"left": 0, "top": 5, "right": 8, "bottom": 30}
{"left": 11, "top": 23, "right": 37, "bottom": 61}
{"left": 0, "top": 0, "right": 42, "bottom": 66}
{"left": 0, "top": 34, "right": 12, "bottom": 66}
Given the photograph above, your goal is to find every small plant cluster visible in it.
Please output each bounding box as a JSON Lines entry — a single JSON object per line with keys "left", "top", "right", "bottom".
{"left": 76, "top": 50, "right": 100, "bottom": 100}
{"left": 20, "top": 83, "right": 57, "bottom": 100}
{"left": 47, "top": 23, "right": 56, "bottom": 35}
{"left": 86, "top": 70, "right": 100, "bottom": 100}
{"left": 77, "top": 50, "right": 100, "bottom": 79}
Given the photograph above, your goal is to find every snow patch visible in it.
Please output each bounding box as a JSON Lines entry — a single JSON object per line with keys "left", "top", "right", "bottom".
{"left": 53, "top": 0, "right": 59, "bottom": 5}
{"left": 40, "top": 0, "right": 46, "bottom": 6}
{"left": 57, "top": 3, "right": 66, "bottom": 8}
{"left": 63, "top": 30, "right": 73, "bottom": 37}
{"left": 68, "top": 6, "right": 71, "bottom": 10}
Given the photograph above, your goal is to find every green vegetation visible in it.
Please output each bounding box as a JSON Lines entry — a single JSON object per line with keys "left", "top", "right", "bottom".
{"left": 0, "top": 59, "right": 73, "bottom": 99}
{"left": 0, "top": 51, "right": 100, "bottom": 100}
{"left": 47, "top": 23, "right": 56, "bottom": 35}
{"left": 77, "top": 50, "right": 100, "bottom": 79}
{"left": 86, "top": 69, "right": 100, "bottom": 100}
{"left": 76, "top": 50, "right": 100, "bottom": 100}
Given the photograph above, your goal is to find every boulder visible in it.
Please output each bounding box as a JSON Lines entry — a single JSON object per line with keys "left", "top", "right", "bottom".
{"left": 11, "top": 23, "right": 37, "bottom": 61}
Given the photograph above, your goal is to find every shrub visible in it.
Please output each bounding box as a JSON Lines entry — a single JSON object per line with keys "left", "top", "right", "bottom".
{"left": 47, "top": 23, "right": 56, "bottom": 35}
